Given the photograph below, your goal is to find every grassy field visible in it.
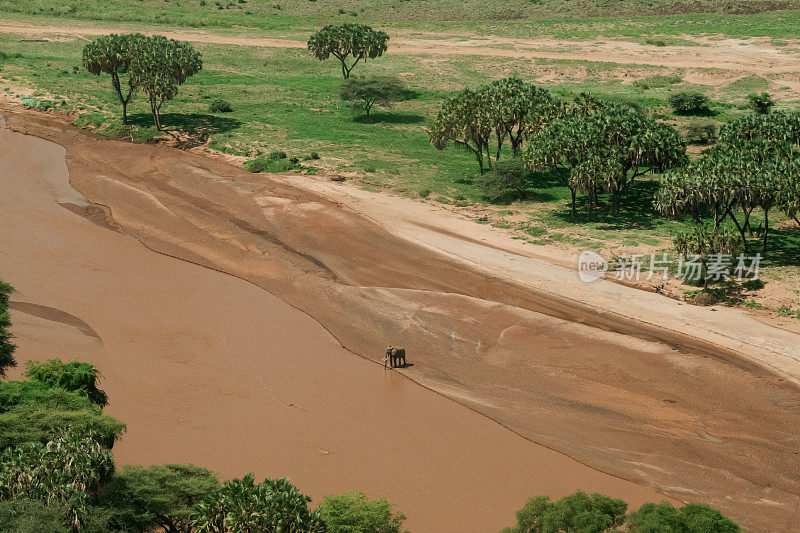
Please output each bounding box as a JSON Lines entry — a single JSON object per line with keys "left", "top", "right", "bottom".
{"left": 0, "top": 2, "right": 798, "bottom": 314}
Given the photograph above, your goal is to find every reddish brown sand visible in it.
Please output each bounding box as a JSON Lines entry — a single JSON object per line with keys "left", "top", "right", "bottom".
{"left": 2, "top": 110, "right": 799, "bottom": 531}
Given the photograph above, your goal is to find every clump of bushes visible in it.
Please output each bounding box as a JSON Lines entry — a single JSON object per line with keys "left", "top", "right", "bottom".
{"left": 669, "top": 91, "right": 711, "bottom": 115}
{"left": 243, "top": 151, "right": 299, "bottom": 173}
{"left": 208, "top": 98, "right": 232, "bottom": 112}
{"left": 502, "top": 492, "right": 740, "bottom": 533}
{"left": 0, "top": 51, "right": 22, "bottom": 60}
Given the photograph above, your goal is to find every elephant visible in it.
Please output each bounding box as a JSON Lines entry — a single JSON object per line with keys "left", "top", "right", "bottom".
{"left": 384, "top": 346, "right": 406, "bottom": 368}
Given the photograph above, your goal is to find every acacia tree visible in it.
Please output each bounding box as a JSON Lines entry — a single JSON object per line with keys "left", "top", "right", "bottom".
{"left": 526, "top": 102, "right": 686, "bottom": 216}
{"left": 82, "top": 34, "right": 145, "bottom": 125}
{"left": 339, "top": 75, "right": 405, "bottom": 118}
{"left": 102, "top": 464, "right": 219, "bottom": 533}
{"left": 429, "top": 88, "right": 494, "bottom": 172}
{"left": 130, "top": 36, "right": 202, "bottom": 130}
{"left": 308, "top": 24, "right": 389, "bottom": 80}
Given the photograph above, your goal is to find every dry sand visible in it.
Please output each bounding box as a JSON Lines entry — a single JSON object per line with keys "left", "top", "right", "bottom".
{"left": 2, "top": 109, "right": 800, "bottom": 531}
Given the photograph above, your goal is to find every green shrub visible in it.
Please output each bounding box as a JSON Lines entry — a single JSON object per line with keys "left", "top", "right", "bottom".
{"left": 669, "top": 91, "right": 711, "bottom": 115}
{"left": 243, "top": 156, "right": 297, "bottom": 173}
{"left": 417, "top": 188, "right": 431, "bottom": 198}
{"left": 477, "top": 160, "right": 530, "bottom": 203}
{"left": 683, "top": 119, "right": 718, "bottom": 145}
{"left": 747, "top": 92, "right": 775, "bottom": 114}
{"left": 319, "top": 491, "right": 406, "bottom": 533}
{"left": 25, "top": 359, "right": 108, "bottom": 408}
{"left": 267, "top": 150, "right": 288, "bottom": 160}
{"left": 628, "top": 502, "right": 739, "bottom": 532}
{"left": 0, "top": 380, "right": 125, "bottom": 449}
{"left": 208, "top": 99, "right": 232, "bottom": 112}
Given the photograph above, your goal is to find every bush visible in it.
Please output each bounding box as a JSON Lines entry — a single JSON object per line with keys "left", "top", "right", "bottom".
{"left": 503, "top": 492, "right": 627, "bottom": 533}
{"left": 318, "top": 491, "right": 406, "bottom": 533}
{"left": 267, "top": 150, "right": 288, "bottom": 160}
{"left": 683, "top": 119, "right": 718, "bottom": 145}
{"left": 669, "top": 91, "right": 711, "bottom": 115}
{"left": 747, "top": 92, "right": 775, "bottom": 114}
{"left": 243, "top": 156, "right": 297, "bottom": 173}
{"left": 208, "top": 99, "right": 232, "bottom": 112}
{"left": 477, "top": 160, "right": 530, "bottom": 203}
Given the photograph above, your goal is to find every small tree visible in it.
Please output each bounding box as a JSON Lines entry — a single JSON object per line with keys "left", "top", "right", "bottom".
{"left": 130, "top": 36, "right": 202, "bottom": 130}
{"left": 485, "top": 77, "right": 557, "bottom": 158}
{"left": 319, "top": 491, "right": 406, "bottom": 533}
{"left": 82, "top": 34, "right": 145, "bottom": 125}
{"left": 747, "top": 92, "right": 775, "bottom": 114}
{"left": 0, "top": 280, "right": 16, "bottom": 378}
{"left": 308, "top": 24, "right": 389, "bottom": 79}
{"left": 339, "top": 75, "right": 405, "bottom": 118}
{"left": 669, "top": 91, "right": 711, "bottom": 115}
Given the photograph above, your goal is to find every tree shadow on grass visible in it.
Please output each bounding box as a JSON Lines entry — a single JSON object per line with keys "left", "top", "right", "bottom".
{"left": 127, "top": 112, "right": 243, "bottom": 134}
{"left": 550, "top": 179, "right": 665, "bottom": 230}
{"left": 354, "top": 112, "right": 426, "bottom": 125}
{"left": 127, "top": 112, "right": 243, "bottom": 148}
{"left": 760, "top": 224, "right": 800, "bottom": 267}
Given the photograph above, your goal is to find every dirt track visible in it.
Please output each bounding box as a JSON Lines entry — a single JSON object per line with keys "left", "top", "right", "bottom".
{"left": 2, "top": 21, "right": 800, "bottom": 75}
{"left": 2, "top": 108, "right": 800, "bottom": 531}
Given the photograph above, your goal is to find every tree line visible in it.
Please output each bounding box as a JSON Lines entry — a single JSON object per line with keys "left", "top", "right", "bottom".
{"left": 429, "top": 79, "right": 687, "bottom": 216}
{"left": 428, "top": 76, "right": 800, "bottom": 275}
{"left": 656, "top": 111, "right": 800, "bottom": 253}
